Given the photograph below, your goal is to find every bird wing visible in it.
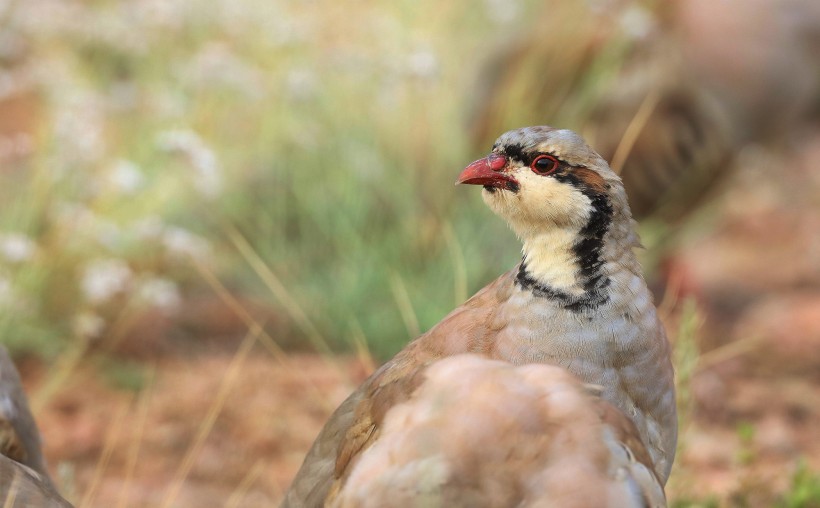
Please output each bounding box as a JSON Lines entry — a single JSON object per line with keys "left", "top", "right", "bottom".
{"left": 0, "top": 449, "right": 72, "bottom": 507}
{"left": 282, "top": 271, "right": 513, "bottom": 508}
{"left": 0, "top": 345, "right": 59, "bottom": 488}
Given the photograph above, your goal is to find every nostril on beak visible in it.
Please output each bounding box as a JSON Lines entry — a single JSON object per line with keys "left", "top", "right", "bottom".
{"left": 488, "top": 154, "right": 507, "bottom": 171}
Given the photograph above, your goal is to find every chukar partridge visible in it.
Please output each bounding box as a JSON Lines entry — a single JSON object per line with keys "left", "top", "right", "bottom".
{"left": 0, "top": 346, "right": 72, "bottom": 507}
{"left": 283, "top": 126, "right": 676, "bottom": 507}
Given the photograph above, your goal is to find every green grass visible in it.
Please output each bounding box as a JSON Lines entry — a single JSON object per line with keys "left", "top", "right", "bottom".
{"left": 779, "top": 461, "right": 820, "bottom": 508}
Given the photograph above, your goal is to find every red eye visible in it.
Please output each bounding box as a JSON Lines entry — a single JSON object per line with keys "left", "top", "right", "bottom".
{"left": 531, "top": 155, "right": 559, "bottom": 175}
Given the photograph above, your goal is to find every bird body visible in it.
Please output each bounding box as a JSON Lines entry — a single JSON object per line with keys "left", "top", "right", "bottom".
{"left": 283, "top": 127, "right": 676, "bottom": 507}
{"left": 326, "top": 355, "right": 666, "bottom": 508}
{"left": 0, "top": 454, "right": 72, "bottom": 508}
{"left": 0, "top": 346, "right": 52, "bottom": 483}
{"left": 0, "top": 346, "right": 72, "bottom": 507}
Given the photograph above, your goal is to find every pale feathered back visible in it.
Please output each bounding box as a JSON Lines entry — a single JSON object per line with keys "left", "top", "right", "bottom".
{"left": 327, "top": 355, "right": 665, "bottom": 508}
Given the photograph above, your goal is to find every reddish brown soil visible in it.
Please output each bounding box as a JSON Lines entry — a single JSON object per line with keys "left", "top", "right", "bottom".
{"left": 26, "top": 353, "right": 371, "bottom": 507}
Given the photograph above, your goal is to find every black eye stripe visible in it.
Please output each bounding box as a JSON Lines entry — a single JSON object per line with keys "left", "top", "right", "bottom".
{"left": 498, "top": 145, "right": 588, "bottom": 172}
{"left": 502, "top": 143, "right": 525, "bottom": 162}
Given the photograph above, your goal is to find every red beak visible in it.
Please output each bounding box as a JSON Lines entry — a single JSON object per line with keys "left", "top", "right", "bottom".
{"left": 455, "top": 153, "right": 516, "bottom": 190}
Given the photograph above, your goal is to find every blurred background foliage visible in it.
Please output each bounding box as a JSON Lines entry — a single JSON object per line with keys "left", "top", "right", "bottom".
{"left": 6, "top": 0, "right": 814, "bottom": 360}
{"left": 0, "top": 0, "right": 559, "bottom": 359}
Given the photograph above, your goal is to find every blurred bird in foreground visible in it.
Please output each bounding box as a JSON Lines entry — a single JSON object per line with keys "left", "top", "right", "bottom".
{"left": 326, "top": 355, "right": 665, "bottom": 508}
{"left": 0, "top": 346, "right": 72, "bottom": 507}
{"left": 284, "top": 127, "right": 676, "bottom": 507}
{"left": 470, "top": 0, "right": 820, "bottom": 223}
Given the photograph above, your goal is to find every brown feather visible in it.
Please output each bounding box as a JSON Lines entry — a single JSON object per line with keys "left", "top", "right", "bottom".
{"left": 325, "top": 356, "right": 665, "bottom": 508}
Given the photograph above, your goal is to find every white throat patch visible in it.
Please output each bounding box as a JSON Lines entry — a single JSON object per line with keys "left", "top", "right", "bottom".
{"left": 521, "top": 228, "right": 588, "bottom": 295}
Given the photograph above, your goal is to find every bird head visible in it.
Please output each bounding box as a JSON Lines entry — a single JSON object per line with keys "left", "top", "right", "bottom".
{"left": 458, "top": 126, "right": 638, "bottom": 297}
{"left": 457, "top": 126, "right": 629, "bottom": 240}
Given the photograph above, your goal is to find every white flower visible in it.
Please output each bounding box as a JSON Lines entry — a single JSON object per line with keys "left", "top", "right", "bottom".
{"left": 132, "top": 216, "right": 166, "bottom": 241}
{"left": 285, "top": 68, "right": 318, "bottom": 101}
{"left": 94, "top": 218, "right": 123, "bottom": 250}
{"left": 73, "top": 312, "right": 105, "bottom": 339}
{"left": 162, "top": 227, "right": 211, "bottom": 262}
{"left": 157, "top": 129, "right": 222, "bottom": 198}
{"left": 81, "top": 259, "right": 133, "bottom": 304}
{"left": 137, "top": 277, "right": 181, "bottom": 312}
{"left": 483, "top": 0, "right": 520, "bottom": 24}
{"left": 52, "top": 89, "right": 106, "bottom": 164}
{"left": 53, "top": 201, "right": 95, "bottom": 228}
{"left": 0, "top": 233, "right": 36, "bottom": 263}
{"left": 619, "top": 5, "right": 655, "bottom": 40}
{"left": 406, "top": 49, "right": 439, "bottom": 80}
{"left": 181, "top": 43, "right": 264, "bottom": 98}
{"left": 108, "top": 159, "right": 145, "bottom": 195}
{"left": 52, "top": 202, "right": 122, "bottom": 248}
{"left": 148, "top": 89, "right": 186, "bottom": 119}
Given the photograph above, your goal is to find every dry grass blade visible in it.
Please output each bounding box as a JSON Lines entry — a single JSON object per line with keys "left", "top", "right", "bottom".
{"left": 657, "top": 267, "right": 684, "bottom": 320}
{"left": 673, "top": 298, "right": 703, "bottom": 421}
{"left": 2, "top": 468, "right": 20, "bottom": 508}
{"left": 608, "top": 85, "right": 662, "bottom": 175}
{"left": 79, "top": 398, "right": 130, "bottom": 508}
{"left": 225, "top": 459, "right": 264, "bottom": 508}
{"left": 669, "top": 300, "right": 761, "bottom": 500}
{"left": 349, "top": 321, "right": 376, "bottom": 375}
{"left": 224, "top": 224, "right": 332, "bottom": 355}
{"left": 667, "top": 297, "right": 702, "bottom": 499}
{"left": 30, "top": 335, "right": 91, "bottom": 415}
{"left": 443, "top": 222, "right": 468, "bottom": 306}
{"left": 192, "top": 257, "right": 288, "bottom": 361}
{"left": 389, "top": 272, "right": 420, "bottom": 339}
{"left": 115, "top": 366, "right": 155, "bottom": 508}
{"left": 696, "top": 335, "right": 763, "bottom": 371}
{"left": 191, "top": 257, "right": 339, "bottom": 412}
{"left": 159, "top": 327, "right": 259, "bottom": 508}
